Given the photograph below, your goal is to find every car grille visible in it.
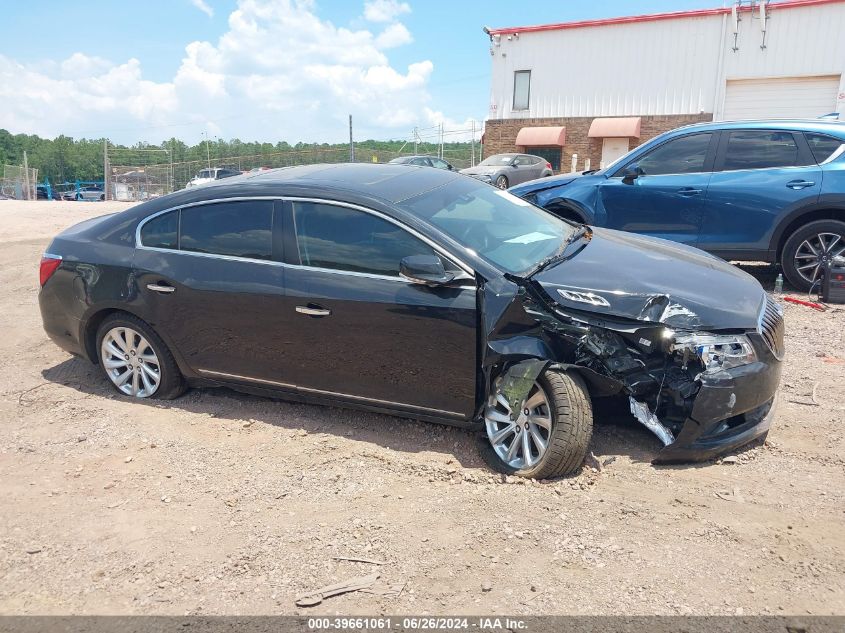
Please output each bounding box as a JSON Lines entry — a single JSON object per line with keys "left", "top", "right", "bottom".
{"left": 758, "top": 294, "right": 785, "bottom": 360}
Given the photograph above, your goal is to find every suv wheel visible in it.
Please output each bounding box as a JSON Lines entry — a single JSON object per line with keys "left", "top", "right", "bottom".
{"left": 781, "top": 219, "right": 845, "bottom": 292}
{"left": 479, "top": 369, "right": 592, "bottom": 478}
{"left": 96, "top": 313, "right": 185, "bottom": 399}
{"left": 495, "top": 175, "right": 509, "bottom": 189}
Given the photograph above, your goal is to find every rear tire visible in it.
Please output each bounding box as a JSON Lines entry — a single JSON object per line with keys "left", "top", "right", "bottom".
{"left": 479, "top": 369, "right": 593, "bottom": 478}
{"left": 781, "top": 219, "right": 845, "bottom": 292}
{"left": 495, "top": 175, "right": 509, "bottom": 189}
{"left": 95, "top": 313, "right": 185, "bottom": 400}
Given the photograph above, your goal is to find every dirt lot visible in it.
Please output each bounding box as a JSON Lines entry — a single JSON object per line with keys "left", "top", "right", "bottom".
{"left": 1, "top": 200, "right": 843, "bottom": 616}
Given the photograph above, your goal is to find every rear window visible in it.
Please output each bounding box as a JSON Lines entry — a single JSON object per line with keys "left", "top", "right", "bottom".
{"left": 140, "top": 211, "right": 178, "bottom": 249}
{"left": 722, "top": 130, "right": 800, "bottom": 170}
{"left": 805, "top": 133, "right": 843, "bottom": 163}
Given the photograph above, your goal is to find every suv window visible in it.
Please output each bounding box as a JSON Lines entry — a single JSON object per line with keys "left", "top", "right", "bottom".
{"left": 513, "top": 155, "right": 532, "bottom": 166}
{"left": 633, "top": 133, "right": 712, "bottom": 176}
{"left": 722, "top": 130, "right": 799, "bottom": 170}
{"left": 292, "top": 202, "right": 435, "bottom": 276}
{"left": 431, "top": 158, "right": 450, "bottom": 170}
{"left": 805, "top": 133, "right": 843, "bottom": 163}
{"left": 140, "top": 211, "right": 178, "bottom": 249}
{"left": 411, "top": 157, "right": 430, "bottom": 167}
{"left": 180, "top": 201, "right": 273, "bottom": 260}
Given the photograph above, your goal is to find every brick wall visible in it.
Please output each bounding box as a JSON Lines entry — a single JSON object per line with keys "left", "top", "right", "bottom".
{"left": 482, "top": 113, "right": 713, "bottom": 173}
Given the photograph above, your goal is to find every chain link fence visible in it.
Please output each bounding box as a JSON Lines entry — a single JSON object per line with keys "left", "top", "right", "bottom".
{"left": 1, "top": 165, "right": 39, "bottom": 200}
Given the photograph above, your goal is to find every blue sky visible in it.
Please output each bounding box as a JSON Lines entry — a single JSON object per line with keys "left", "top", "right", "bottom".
{"left": 2, "top": 0, "right": 715, "bottom": 144}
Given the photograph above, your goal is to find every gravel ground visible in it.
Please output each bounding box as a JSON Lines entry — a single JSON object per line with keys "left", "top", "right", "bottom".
{"left": 0, "top": 200, "right": 843, "bottom": 616}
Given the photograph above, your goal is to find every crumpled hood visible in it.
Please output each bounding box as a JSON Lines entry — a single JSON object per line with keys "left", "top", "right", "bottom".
{"left": 532, "top": 227, "right": 766, "bottom": 331}
{"left": 510, "top": 170, "right": 585, "bottom": 196}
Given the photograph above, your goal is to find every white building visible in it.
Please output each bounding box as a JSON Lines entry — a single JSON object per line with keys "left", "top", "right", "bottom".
{"left": 483, "top": 0, "right": 845, "bottom": 171}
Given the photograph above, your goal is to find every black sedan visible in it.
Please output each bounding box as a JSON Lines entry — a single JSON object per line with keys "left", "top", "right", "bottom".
{"left": 39, "top": 164, "right": 783, "bottom": 477}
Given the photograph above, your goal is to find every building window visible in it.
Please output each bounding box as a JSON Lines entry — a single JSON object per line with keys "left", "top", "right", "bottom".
{"left": 513, "top": 70, "right": 531, "bottom": 111}
{"left": 525, "top": 147, "right": 560, "bottom": 171}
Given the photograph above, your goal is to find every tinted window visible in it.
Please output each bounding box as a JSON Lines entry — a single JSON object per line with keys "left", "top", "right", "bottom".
{"left": 635, "top": 133, "right": 712, "bottom": 175}
{"left": 411, "top": 158, "right": 430, "bottom": 166}
{"left": 292, "top": 202, "right": 434, "bottom": 276}
{"left": 431, "top": 158, "right": 450, "bottom": 170}
{"left": 180, "top": 201, "right": 272, "bottom": 260}
{"left": 805, "top": 133, "right": 843, "bottom": 163}
{"left": 140, "top": 211, "right": 178, "bottom": 249}
{"left": 722, "top": 131, "right": 799, "bottom": 170}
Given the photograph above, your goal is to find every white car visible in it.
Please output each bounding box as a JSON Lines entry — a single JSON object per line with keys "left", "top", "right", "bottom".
{"left": 185, "top": 167, "right": 241, "bottom": 188}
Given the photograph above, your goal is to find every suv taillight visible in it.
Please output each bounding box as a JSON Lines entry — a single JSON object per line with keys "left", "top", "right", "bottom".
{"left": 546, "top": 162, "right": 553, "bottom": 170}
{"left": 39, "top": 254, "right": 62, "bottom": 287}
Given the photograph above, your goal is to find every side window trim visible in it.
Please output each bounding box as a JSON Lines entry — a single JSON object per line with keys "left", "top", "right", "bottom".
{"left": 713, "top": 129, "right": 816, "bottom": 172}
{"left": 285, "top": 197, "right": 474, "bottom": 281}
{"left": 136, "top": 196, "right": 474, "bottom": 279}
{"left": 612, "top": 132, "right": 718, "bottom": 178}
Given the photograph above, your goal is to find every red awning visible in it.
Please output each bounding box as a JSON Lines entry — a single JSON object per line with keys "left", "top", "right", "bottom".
{"left": 588, "top": 117, "right": 641, "bottom": 139}
{"left": 515, "top": 126, "right": 566, "bottom": 147}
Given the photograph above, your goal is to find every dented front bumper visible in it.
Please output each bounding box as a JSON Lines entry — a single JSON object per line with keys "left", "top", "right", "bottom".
{"left": 653, "top": 334, "right": 782, "bottom": 463}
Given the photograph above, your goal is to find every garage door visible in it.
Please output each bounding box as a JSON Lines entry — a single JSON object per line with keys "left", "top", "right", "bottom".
{"left": 722, "top": 75, "right": 840, "bottom": 120}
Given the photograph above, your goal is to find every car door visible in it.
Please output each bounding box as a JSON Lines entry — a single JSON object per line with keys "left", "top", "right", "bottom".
{"left": 279, "top": 199, "right": 477, "bottom": 418}
{"left": 698, "top": 129, "right": 822, "bottom": 256}
{"left": 133, "top": 199, "right": 288, "bottom": 381}
{"left": 510, "top": 155, "right": 536, "bottom": 185}
{"left": 595, "top": 132, "right": 716, "bottom": 245}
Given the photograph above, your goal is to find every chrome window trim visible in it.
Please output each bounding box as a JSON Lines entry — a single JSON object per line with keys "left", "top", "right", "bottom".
{"left": 820, "top": 142, "right": 845, "bottom": 165}
{"left": 135, "top": 195, "right": 475, "bottom": 281}
{"left": 196, "top": 369, "right": 466, "bottom": 419}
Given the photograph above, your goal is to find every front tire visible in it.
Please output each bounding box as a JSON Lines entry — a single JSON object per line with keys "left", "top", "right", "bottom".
{"left": 96, "top": 313, "right": 185, "bottom": 399}
{"left": 495, "top": 175, "right": 509, "bottom": 189}
{"left": 781, "top": 219, "right": 845, "bottom": 292}
{"left": 479, "top": 369, "right": 593, "bottom": 478}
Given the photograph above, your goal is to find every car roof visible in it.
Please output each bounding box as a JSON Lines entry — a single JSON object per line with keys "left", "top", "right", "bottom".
{"left": 668, "top": 118, "right": 845, "bottom": 139}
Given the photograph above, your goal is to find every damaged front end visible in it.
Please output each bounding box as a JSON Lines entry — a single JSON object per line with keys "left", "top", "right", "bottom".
{"left": 480, "top": 272, "right": 784, "bottom": 463}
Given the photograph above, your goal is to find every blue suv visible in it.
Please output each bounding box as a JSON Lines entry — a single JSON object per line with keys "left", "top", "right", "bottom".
{"left": 509, "top": 120, "right": 845, "bottom": 291}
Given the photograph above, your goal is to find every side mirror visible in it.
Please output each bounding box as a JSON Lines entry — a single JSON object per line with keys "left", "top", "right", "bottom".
{"left": 400, "top": 254, "right": 454, "bottom": 286}
{"left": 622, "top": 164, "right": 644, "bottom": 184}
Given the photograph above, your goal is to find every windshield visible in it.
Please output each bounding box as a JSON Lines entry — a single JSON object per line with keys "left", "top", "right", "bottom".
{"left": 479, "top": 155, "right": 515, "bottom": 166}
{"left": 399, "top": 180, "right": 575, "bottom": 274}
{"left": 197, "top": 170, "right": 212, "bottom": 179}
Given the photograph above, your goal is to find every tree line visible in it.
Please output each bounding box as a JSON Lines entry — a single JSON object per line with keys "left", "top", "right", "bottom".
{"left": 0, "top": 129, "right": 476, "bottom": 184}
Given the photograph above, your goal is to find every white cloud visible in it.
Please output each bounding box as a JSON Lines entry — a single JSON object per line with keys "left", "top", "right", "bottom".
{"left": 0, "top": 0, "right": 478, "bottom": 144}
{"left": 190, "top": 0, "right": 214, "bottom": 18}
{"left": 375, "top": 22, "right": 412, "bottom": 48}
{"left": 363, "top": 0, "right": 410, "bottom": 23}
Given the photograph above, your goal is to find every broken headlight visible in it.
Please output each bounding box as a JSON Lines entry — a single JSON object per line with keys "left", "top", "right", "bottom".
{"left": 671, "top": 333, "right": 757, "bottom": 373}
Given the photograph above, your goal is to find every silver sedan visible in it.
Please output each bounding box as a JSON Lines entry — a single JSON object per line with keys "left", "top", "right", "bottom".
{"left": 460, "top": 153, "right": 553, "bottom": 189}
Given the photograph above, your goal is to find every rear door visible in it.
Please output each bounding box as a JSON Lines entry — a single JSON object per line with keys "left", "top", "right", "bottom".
{"left": 699, "top": 129, "right": 821, "bottom": 256}
{"left": 596, "top": 132, "right": 716, "bottom": 245}
{"left": 510, "top": 155, "right": 537, "bottom": 185}
{"left": 280, "top": 199, "right": 477, "bottom": 419}
{"left": 134, "top": 199, "right": 288, "bottom": 381}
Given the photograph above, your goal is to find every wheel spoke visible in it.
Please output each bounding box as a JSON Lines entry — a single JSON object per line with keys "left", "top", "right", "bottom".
{"left": 140, "top": 368, "right": 155, "bottom": 394}
{"left": 505, "top": 431, "right": 522, "bottom": 462}
{"left": 524, "top": 389, "right": 546, "bottom": 411}
{"left": 104, "top": 358, "right": 127, "bottom": 370}
{"left": 529, "top": 425, "right": 548, "bottom": 453}
{"left": 527, "top": 414, "right": 551, "bottom": 430}
{"left": 495, "top": 393, "right": 511, "bottom": 411}
{"left": 489, "top": 423, "right": 516, "bottom": 445}
{"left": 130, "top": 369, "right": 140, "bottom": 396}
{"left": 797, "top": 262, "right": 819, "bottom": 272}
{"left": 114, "top": 368, "right": 132, "bottom": 388}
{"left": 801, "top": 240, "right": 819, "bottom": 256}
{"left": 486, "top": 409, "right": 511, "bottom": 424}
{"left": 825, "top": 234, "right": 841, "bottom": 252}
{"left": 112, "top": 331, "right": 128, "bottom": 352}
{"left": 521, "top": 430, "right": 534, "bottom": 467}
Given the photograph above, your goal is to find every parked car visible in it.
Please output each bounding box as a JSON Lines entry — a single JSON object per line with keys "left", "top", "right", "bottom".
{"left": 389, "top": 156, "right": 455, "bottom": 170}
{"left": 39, "top": 164, "right": 782, "bottom": 477}
{"left": 461, "top": 153, "right": 553, "bottom": 189}
{"left": 186, "top": 167, "right": 241, "bottom": 188}
{"left": 510, "top": 119, "right": 845, "bottom": 292}
{"left": 77, "top": 186, "right": 105, "bottom": 201}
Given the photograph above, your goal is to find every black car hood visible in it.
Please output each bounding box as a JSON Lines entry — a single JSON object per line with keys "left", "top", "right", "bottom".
{"left": 531, "top": 227, "right": 765, "bottom": 331}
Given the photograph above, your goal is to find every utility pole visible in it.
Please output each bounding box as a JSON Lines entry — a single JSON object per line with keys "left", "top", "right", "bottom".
{"left": 470, "top": 120, "right": 476, "bottom": 167}
{"left": 103, "top": 140, "right": 109, "bottom": 201}
{"left": 413, "top": 127, "right": 418, "bottom": 154}
{"left": 203, "top": 132, "right": 211, "bottom": 169}
{"left": 22, "top": 150, "right": 30, "bottom": 200}
{"left": 348, "top": 115, "right": 355, "bottom": 162}
{"left": 439, "top": 122, "right": 444, "bottom": 159}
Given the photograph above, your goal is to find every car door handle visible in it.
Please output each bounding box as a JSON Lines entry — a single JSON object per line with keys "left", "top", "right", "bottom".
{"left": 296, "top": 305, "right": 331, "bottom": 317}
{"left": 786, "top": 179, "right": 815, "bottom": 190}
{"left": 146, "top": 283, "right": 175, "bottom": 294}
{"left": 677, "top": 187, "right": 703, "bottom": 196}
